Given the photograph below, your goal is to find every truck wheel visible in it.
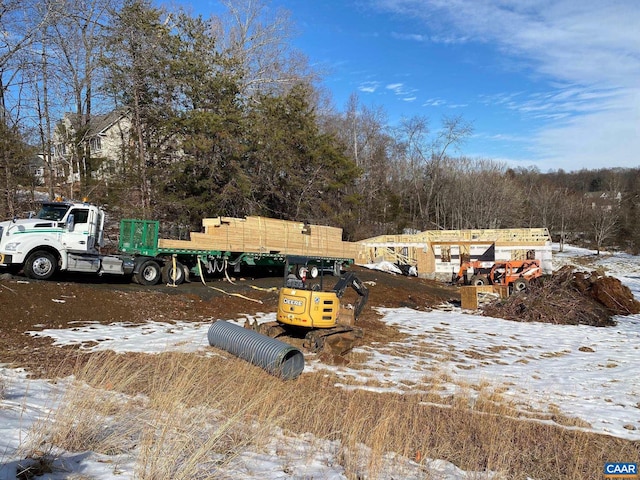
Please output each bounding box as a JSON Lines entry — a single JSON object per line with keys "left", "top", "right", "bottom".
{"left": 512, "top": 278, "right": 529, "bottom": 293}
{"left": 470, "top": 275, "right": 488, "bottom": 286}
{"left": 162, "top": 261, "right": 185, "bottom": 285}
{"left": 24, "top": 251, "right": 57, "bottom": 280}
{"left": 135, "top": 260, "right": 161, "bottom": 286}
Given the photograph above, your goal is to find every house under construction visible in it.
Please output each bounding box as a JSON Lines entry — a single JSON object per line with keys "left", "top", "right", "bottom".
{"left": 355, "top": 228, "right": 553, "bottom": 281}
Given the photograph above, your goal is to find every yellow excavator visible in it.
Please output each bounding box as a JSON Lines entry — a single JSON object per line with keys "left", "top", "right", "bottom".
{"left": 257, "top": 256, "right": 369, "bottom": 355}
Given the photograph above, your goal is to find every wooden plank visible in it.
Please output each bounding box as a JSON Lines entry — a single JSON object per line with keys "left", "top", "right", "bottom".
{"left": 461, "top": 286, "right": 482, "bottom": 310}
{"left": 461, "top": 285, "right": 509, "bottom": 310}
{"left": 416, "top": 246, "right": 433, "bottom": 277}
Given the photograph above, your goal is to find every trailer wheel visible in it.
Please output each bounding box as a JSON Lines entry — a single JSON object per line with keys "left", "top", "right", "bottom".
{"left": 162, "top": 261, "right": 186, "bottom": 285}
{"left": 309, "top": 266, "right": 319, "bottom": 279}
{"left": 136, "top": 260, "right": 161, "bottom": 286}
{"left": 24, "top": 250, "right": 57, "bottom": 280}
{"left": 512, "top": 278, "right": 529, "bottom": 293}
{"left": 182, "top": 264, "right": 192, "bottom": 283}
{"left": 470, "top": 274, "right": 488, "bottom": 286}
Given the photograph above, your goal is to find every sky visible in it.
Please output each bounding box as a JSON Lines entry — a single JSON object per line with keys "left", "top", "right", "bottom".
{"left": 185, "top": 0, "right": 640, "bottom": 173}
{"left": 2, "top": 243, "right": 640, "bottom": 478}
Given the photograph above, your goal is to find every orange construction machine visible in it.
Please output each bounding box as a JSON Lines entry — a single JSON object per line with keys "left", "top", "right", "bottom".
{"left": 452, "top": 259, "right": 542, "bottom": 292}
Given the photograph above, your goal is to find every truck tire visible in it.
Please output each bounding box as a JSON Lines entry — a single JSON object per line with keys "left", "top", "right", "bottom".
{"left": 470, "top": 274, "right": 488, "bottom": 286}
{"left": 512, "top": 278, "right": 529, "bottom": 293}
{"left": 162, "top": 261, "right": 185, "bottom": 285}
{"left": 135, "top": 260, "right": 161, "bottom": 286}
{"left": 24, "top": 250, "right": 57, "bottom": 280}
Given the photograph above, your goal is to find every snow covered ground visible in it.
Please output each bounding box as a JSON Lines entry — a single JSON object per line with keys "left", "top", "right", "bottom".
{"left": 1, "top": 244, "right": 639, "bottom": 479}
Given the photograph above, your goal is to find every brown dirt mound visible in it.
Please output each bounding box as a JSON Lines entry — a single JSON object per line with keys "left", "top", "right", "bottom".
{"left": 0, "top": 267, "right": 457, "bottom": 376}
{"left": 483, "top": 266, "right": 640, "bottom": 326}
{"left": 574, "top": 270, "right": 640, "bottom": 315}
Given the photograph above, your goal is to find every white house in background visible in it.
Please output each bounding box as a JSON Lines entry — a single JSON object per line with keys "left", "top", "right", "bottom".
{"left": 52, "top": 110, "right": 132, "bottom": 184}
{"left": 584, "top": 191, "right": 622, "bottom": 211}
{"left": 31, "top": 156, "right": 46, "bottom": 185}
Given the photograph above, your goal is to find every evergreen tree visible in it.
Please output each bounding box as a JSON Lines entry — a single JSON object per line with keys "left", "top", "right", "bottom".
{"left": 245, "top": 84, "right": 360, "bottom": 224}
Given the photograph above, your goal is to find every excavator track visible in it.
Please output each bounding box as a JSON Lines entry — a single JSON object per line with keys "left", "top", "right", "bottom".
{"left": 246, "top": 321, "right": 363, "bottom": 356}
{"left": 303, "top": 325, "right": 364, "bottom": 355}
{"left": 247, "top": 321, "right": 287, "bottom": 338}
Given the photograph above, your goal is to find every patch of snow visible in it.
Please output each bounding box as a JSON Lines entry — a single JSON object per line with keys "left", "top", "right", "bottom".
{"left": 4, "top": 244, "right": 640, "bottom": 478}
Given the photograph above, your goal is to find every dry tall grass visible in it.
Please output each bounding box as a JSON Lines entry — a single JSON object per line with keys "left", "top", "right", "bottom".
{"left": 24, "top": 349, "right": 640, "bottom": 479}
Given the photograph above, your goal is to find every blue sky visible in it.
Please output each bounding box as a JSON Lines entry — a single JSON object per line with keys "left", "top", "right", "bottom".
{"left": 185, "top": 0, "right": 640, "bottom": 173}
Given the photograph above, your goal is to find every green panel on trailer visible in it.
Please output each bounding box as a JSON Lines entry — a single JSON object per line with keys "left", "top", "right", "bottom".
{"left": 119, "top": 219, "right": 160, "bottom": 256}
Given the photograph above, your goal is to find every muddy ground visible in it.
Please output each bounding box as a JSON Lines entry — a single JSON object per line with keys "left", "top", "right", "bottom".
{"left": 0, "top": 266, "right": 459, "bottom": 377}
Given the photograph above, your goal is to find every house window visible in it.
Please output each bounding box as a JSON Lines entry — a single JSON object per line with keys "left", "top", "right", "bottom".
{"left": 90, "top": 137, "right": 102, "bottom": 153}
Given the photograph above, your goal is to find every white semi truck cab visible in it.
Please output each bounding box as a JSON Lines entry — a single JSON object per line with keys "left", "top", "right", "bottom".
{"left": 0, "top": 199, "right": 134, "bottom": 280}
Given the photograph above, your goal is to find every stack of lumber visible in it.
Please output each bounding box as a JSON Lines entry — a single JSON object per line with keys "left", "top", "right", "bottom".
{"left": 158, "top": 216, "right": 359, "bottom": 259}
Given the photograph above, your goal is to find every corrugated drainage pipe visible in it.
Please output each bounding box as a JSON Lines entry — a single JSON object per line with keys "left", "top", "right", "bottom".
{"left": 208, "top": 320, "right": 304, "bottom": 379}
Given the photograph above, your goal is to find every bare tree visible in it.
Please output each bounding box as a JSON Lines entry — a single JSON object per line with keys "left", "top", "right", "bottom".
{"left": 439, "top": 157, "right": 518, "bottom": 230}
{"left": 334, "top": 94, "right": 398, "bottom": 234}
{"left": 48, "top": 0, "right": 118, "bottom": 193}
{"left": 0, "top": 0, "right": 58, "bottom": 214}
{"left": 215, "top": 0, "right": 316, "bottom": 98}
{"left": 397, "top": 114, "right": 473, "bottom": 230}
{"left": 590, "top": 206, "right": 618, "bottom": 254}
{"left": 32, "top": 29, "right": 56, "bottom": 200}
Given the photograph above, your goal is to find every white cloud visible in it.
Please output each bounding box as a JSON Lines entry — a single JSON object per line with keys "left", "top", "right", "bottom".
{"left": 534, "top": 90, "right": 640, "bottom": 171}
{"left": 386, "top": 83, "right": 419, "bottom": 101}
{"left": 373, "top": 0, "right": 640, "bottom": 170}
{"left": 391, "top": 32, "right": 427, "bottom": 42}
{"left": 358, "top": 80, "right": 381, "bottom": 93}
{"left": 423, "top": 97, "right": 446, "bottom": 107}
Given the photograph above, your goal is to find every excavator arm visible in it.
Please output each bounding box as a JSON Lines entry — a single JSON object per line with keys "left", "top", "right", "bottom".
{"left": 332, "top": 272, "right": 369, "bottom": 319}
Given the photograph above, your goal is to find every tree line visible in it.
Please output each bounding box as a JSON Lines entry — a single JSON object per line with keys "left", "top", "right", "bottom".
{"left": 1, "top": 0, "right": 638, "bottom": 253}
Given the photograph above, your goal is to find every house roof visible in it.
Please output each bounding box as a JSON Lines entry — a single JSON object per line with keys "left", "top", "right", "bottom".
{"left": 90, "top": 110, "right": 129, "bottom": 135}
{"left": 61, "top": 109, "right": 129, "bottom": 137}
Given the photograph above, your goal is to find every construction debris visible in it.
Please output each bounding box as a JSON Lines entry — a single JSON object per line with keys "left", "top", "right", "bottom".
{"left": 482, "top": 266, "right": 640, "bottom": 326}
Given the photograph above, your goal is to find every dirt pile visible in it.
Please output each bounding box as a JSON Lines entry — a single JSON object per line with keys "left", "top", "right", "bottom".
{"left": 483, "top": 266, "right": 640, "bottom": 326}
